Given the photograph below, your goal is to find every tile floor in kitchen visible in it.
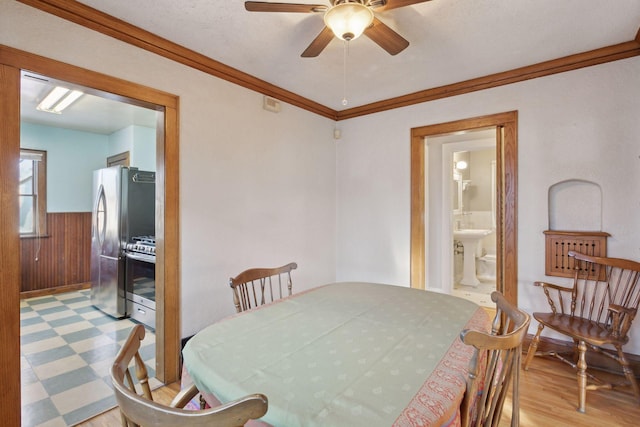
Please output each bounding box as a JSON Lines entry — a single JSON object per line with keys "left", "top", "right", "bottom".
{"left": 20, "top": 289, "right": 157, "bottom": 426}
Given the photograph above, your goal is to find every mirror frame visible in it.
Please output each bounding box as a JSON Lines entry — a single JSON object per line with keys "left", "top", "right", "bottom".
{"left": 452, "top": 170, "right": 463, "bottom": 215}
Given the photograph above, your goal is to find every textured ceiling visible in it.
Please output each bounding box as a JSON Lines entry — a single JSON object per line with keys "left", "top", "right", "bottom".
{"left": 74, "top": 0, "right": 640, "bottom": 111}
{"left": 19, "top": 0, "right": 640, "bottom": 133}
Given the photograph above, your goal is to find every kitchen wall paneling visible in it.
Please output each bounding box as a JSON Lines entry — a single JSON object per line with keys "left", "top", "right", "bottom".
{"left": 20, "top": 212, "right": 91, "bottom": 292}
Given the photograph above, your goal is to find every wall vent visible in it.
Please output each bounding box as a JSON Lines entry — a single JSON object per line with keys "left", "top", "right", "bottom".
{"left": 263, "top": 96, "right": 281, "bottom": 113}
{"left": 544, "top": 230, "right": 610, "bottom": 278}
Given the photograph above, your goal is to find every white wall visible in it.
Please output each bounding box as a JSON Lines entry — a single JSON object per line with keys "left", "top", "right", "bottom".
{"left": 466, "top": 148, "right": 495, "bottom": 212}
{"left": 1, "top": 1, "right": 337, "bottom": 337}
{"left": 336, "top": 56, "right": 640, "bottom": 353}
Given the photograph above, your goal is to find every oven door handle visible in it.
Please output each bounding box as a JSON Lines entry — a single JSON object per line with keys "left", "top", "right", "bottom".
{"left": 125, "top": 252, "right": 156, "bottom": 264}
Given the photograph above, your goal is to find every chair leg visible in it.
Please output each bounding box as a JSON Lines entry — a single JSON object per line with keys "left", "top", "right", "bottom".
{"left": 572, "top": 339, "right": 580, "bottom": 363}
{"left": 511, "top": 350, "right": 521, "bottom": 427}
{"left": 523, "top": 323, "right": 544, "bottom": 370}
{"left": 576, "top": 340, "right": 588, "bottom": 413}
{"left": 616, "top": 346, "right": 640, "bottom": 404}
{"left": 200, "top": 394, "right": 207, "bottom": 410}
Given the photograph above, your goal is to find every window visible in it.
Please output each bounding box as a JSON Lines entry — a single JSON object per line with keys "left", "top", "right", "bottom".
{"left": 19, "top": 149, "right": 47, "bottom": 236}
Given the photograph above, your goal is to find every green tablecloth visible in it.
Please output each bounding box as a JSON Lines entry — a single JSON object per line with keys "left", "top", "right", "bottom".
{"left": 183, "top": 282, "right": 488, "bottom": 426}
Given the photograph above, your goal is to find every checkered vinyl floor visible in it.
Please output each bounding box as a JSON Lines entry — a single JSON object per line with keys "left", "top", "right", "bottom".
{"left": 20, "top": 289, "right": 157, "bottom": 426}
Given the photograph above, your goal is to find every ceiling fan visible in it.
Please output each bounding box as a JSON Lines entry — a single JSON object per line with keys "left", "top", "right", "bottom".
{"left": 245, "top": 0, "right": 431, "bottom": 57}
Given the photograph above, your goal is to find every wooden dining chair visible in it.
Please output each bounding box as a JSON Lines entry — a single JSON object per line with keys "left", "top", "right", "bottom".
{"left": 111, "top": 324, "right": 268, "bottom": 426}
{"left": 523, "top": 251, "right": 640, "bottom": 413}
{"left": 460, "top": 291, "right": 531, "bottom": 427}
{"left": 229, "top": 262, "right": 297, "bottom": 313}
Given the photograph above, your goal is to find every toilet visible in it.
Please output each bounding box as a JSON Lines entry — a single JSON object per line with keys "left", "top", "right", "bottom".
{"left": 476, "top": 253, "right": 496, "bottom": 282}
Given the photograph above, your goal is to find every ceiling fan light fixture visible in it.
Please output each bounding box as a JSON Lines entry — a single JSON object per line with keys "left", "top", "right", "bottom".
{"left": 324, "top": 2, "right": 374, "bottom": 41}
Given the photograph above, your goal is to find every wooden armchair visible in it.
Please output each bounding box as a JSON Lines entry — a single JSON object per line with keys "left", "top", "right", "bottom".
{"left": 111, "top": 324, "right": 268, "bottom": 426}
{"left": 460, "top": 291, "right": 531, "bottom": 427}
{"left": 229, "top": 262, "right": 297, "bottom": 313}
{"left": 523, "top": 251, "right": 640, "bottom": 413}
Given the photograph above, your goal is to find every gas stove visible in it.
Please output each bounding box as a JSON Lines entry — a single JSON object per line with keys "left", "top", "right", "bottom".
{"left": 124, "top": 235, "right": 156, "bottom": 329}
{"left": 124, "top": 235, "right": 156, "bottom": 263}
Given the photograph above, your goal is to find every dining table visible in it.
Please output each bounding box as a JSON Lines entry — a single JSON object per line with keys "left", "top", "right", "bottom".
{"left": 182, "top": 282, "right": 490, "bottom": 427}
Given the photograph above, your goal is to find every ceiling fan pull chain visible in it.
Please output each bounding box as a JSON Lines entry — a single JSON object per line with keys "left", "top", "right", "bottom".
{"left": 342, "top": 40, "right": 349, "bottom": 106}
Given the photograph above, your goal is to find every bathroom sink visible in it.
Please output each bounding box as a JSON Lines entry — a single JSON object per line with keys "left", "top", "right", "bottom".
{"left": 453, "top": 229, "right": 493, "bottom": 239}
{"left": 454, "top": 229, "right": 494, "bottom": 287}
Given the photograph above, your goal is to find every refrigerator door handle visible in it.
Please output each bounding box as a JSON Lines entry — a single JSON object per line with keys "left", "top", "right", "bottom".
{"left": 95, "top": 185, "right": 107, "bottom": 247}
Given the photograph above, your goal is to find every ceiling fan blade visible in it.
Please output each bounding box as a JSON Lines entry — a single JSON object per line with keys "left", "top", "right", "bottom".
{"left": 374, "top": 0, "right": 432, "bottom": 12}
{"left": 364, "top": 17, "right": 409, "bottom": 55}
{"left": 245, "top": 2, "right": 328, "bottom": 13}
{"left": 301, "top": 26, "right": 335, "bottom": 57}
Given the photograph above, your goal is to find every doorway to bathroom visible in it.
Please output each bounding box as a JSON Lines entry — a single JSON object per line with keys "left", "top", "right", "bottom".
{"left": 409, "top": 111, "right": 518, "bottom": 306}
{"left": 443, "top": 131, "right": 497, "bottom": 306}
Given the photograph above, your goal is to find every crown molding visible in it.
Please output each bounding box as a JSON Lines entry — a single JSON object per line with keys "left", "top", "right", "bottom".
{"left": 17, "top": 0, "right": 338, "bottom": 120}
{"left": 337, "top": 39, "right": 640, "bottom": 120}
{"left": 17, "top": 1, "right": 640, "bottom": 122}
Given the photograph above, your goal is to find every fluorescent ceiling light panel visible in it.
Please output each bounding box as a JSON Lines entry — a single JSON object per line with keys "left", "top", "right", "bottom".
{"left": 37, "top": 87, "right": 69, "bottom": 111}
{"left": 52, "top": 90, "right": 83, "bottom": 113}
{"left": 37, "top": 86, "right": 83, "bottom": 114}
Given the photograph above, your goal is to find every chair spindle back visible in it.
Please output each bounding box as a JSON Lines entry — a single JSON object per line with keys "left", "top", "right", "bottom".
{"left": 460, "top": 291, "right": 530, "bottom": 427}
{"left": 229, "top": 262, "right": 297, "bottom": 313}
{"left": 544, "top": 251, "right": 640, "bottom": 338}
{"left": 112, "top": 325, "right": 268, "bottom": 427}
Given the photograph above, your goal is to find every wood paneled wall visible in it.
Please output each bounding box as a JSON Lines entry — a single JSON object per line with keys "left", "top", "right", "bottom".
{"left": 21, "top": 212, "right": 92, "bottom": 293}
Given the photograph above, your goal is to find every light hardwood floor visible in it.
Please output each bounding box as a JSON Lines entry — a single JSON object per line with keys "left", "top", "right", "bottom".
{"left": 78, "top": 355, "right": 639, "bottom": 426}
{"left": 510, "top": 355, "right": 640, "bottom": 426}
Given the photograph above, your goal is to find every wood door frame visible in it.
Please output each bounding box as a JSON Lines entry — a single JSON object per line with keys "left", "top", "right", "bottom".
{"left": 410, "top": 111, "right": 518, "bottom": 304}
{"left": 0, "top": 44, "right": 180, "bottom": 423}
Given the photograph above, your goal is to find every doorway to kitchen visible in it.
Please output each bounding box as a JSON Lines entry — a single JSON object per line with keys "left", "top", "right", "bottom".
{"left": 1, "top": 45, "right": 181, "bottom": 423}
{"left": 19, "top": 70, "right": 161, "bottom": 425}
{"left": 409, "top": 111, "right": 518, "bottom": 306}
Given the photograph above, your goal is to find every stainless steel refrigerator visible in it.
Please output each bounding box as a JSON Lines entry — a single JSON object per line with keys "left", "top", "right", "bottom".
{"left": 90, "top": 166, "right": 155, "bottom": 318}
